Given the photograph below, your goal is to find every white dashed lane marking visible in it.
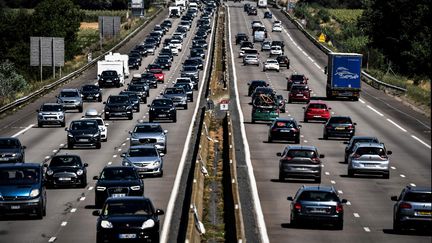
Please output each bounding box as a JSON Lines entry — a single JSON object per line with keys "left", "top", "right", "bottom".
{"left": 61, "top": 221, "right": 67, "bottom": 227}
{"left": 353, "top": 213, "right": 360, "bottom": 218}
{"left": 386, "top": 119, "right": 407, "bottom": 132}
{"left": 70, "top": 208, "right": 77, "bottom": 213}
{"left": 391, "top": 166, "right": 396, "bottom": 170}
{"left": 410, "top": 183, "right": 416, "bottom": 187}
{"left": 411, "top": 135, "right": 431, "bottom": 149}
{"left": 48, "top": 237, "right": 56, "bottom": 242}
{"left": 400, "top": 174, "right": 406, "bottom": 178}
{"left": 367, "top": 105, "right": 384, "bottom": 116}
{"left": 330, "top": 180, "right": 336, "bottom": 184}
{"left": 363, "top": 227, "right": 371, "bottom": 232}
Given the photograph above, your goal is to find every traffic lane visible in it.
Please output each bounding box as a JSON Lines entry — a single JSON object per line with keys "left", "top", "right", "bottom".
{"left": 270, "top": 8, "right": 431, "bottom": 142}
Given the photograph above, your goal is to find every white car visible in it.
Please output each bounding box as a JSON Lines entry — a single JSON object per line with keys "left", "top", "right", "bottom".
{"left": 169, "top": 39, "right": 183, "bottom": 51}
{"left": 81, "top": 109, "right": 109, "bottom": 141}
{"left": 272, "top": 24, "right": 282, "bottom": 32}
{"left": 170, "top": 46, "right": 179, "bottom": 55}
{"left": 270, "top": 46, "right": 283, "bottom": 56}
{"left": 261, "top": 41, "right": 271, "bottom": 51}
{"left": 243, "top": 54, "right": 260, "bottom": 66}
{"left": 263, "top": 59, "right": 280, "bottom": 72}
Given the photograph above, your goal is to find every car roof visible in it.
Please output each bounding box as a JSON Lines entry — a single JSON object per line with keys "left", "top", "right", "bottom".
{"left": 285, "top": 145, "right": 317, "bottom": 151}
{"left": 354, "top": 142, "right": 385, "bottom": 148}
{"left": 405, "top": 186, "right": 431, "bottom": 193}
{"left": 103, "top": 165, "right": 135, "bottom": 170}
{"left": 274, "top": 117, "right": 296, "bottom": 122}
{"left": 61, "top": 88, "right": 78, "bottom": 92}
{"left": 300, "top": 185, "right": 335, "bottom": 192}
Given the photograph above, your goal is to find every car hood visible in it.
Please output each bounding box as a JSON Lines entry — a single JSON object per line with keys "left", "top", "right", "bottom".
{"left": 106, "top": 103, "right": 129, "bottom": 107}
{"left": 163, "top": 94, "right": 186, "bottom": 99}
{"left": 39, "top": 111, "right": 63, "bottom": 115}
{"left": 69, "top": 129, "right": 99, "bottom": 135}
{"left": 49, "top": 166, "right": 81, "bottom": 173}
{"left": 96, "top": 180, "right": 141, "bottom": 187}
{"left": 132, "top": 132, "right": 164, "bottom": 139}
{"left": 59, "top": 97, "right": 79, "bottom": 102}
{"left": 124, "top": 156, "right": 160, "bottom": 164}
{"left": 102, "top": 215, "right": 155, "bottom": 226}
{"left": 0, "top": 185, "right": 36, "bottom": 197}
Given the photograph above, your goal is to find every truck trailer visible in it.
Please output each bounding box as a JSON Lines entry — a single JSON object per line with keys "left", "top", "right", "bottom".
{"left": 325, "top": 52, "right": 362, "bottom": 101}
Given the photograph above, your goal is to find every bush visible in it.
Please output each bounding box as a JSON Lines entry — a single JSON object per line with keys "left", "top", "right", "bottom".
{"left": 317, "top": 9, "right": 330, "bottom": 23}
{"left": 0, "top": 60, "right": 28, "bottom": 101}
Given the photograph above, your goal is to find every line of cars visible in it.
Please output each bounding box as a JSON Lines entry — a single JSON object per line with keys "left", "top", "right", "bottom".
{"left": 240, "top": 5, "right": 431, "bottom": 232}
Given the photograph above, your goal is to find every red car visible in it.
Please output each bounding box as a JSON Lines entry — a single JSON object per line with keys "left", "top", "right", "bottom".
{"left": 303, "top": 101, "right": 331, "bottom": 122}
{"left": 287, "top": 74, "right": 308, "bottom": 91}
{"left": 288, "top": 84, "right": 311, "bottom": 103}
{"left": 146, "top": 64, "right": 164, "bottom": 83}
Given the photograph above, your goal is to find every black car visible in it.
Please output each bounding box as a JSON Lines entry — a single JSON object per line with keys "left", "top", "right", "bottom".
{"left": 155, "top": 58, "right": 172, "bottom": 70}
{"left": 264, "top": 11, "right": 272, "bottom": 19}
{"left": 93, "top": 166, "right": 144, "bottom": 208}
{"left": 288, "top": 185, "right": 347, "bottom": 229}
{"left": 127, "top": 83, "right": 148, "bottom": 103}
{"left": 0, "top": 137, "right": 26, "bottom": 163}
{"left": 141, "top": 73, "right": 158, "bottom": 89}
{"left": 93, "top": 197, "right": 164, "bottom": 242}
{"left": 248, "top": 6, "right": 257, "bottom": 15}
{"left": 44, "top": 154, "right": 88, "bottom": 188}
{"left": 190, "top": 48, "right": 205, "bottom": 59}
{"left": 119, "top": 91, "right": 141, "bottom": 112}
{"left": 148, "top": 99, "right": 177, "bottom": 123}
{"left": 103, "top": 95, "right": 134, "bottom": 120}
{"left": 323, "top": 116, "right": 356, "bottom": 139}
{"left": 132, "top": 45, "right": 147, "bottom": 56}
{"left": 268, "top": 118, "right": 301, "bottom": 143}
{"left": 98, "top": 70, "right": 121, "bottom": 88}
{"left": 244, "top": 3, "right": 251, "bottom": 12}
{"left": 276, "top": 55, "right": 290, "bottom": 69}
{"left": 128, "top": 55, "right": 141, "bottom": 70}
{"left": 185, "top": 57, "right": 203, "bottom": 70}
{"left": 343, "top": 136, "right": 380, "bottom": 163}
{"left": 81, "top": 84, "right": 102, "bottom": 102}
{"left": 66, "top": 119, "right": 101, "bottom": 149}
{"left": 161, "top": 19, "right": 172, "bottom": 29}
{"left": 271, "top": 40, "right": 285, "bottom": 50}
{"left": 247, "top": 80, "right": 268, "bottom": 96}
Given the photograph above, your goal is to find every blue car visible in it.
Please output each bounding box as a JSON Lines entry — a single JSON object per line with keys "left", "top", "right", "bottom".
{"left": 0, "top": 163, "right": 47, "bottom": 219}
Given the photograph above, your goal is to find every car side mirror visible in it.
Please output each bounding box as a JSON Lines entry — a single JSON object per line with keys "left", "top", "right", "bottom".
{"left": 156, "top": 209, "right": 165, "bottom": 215}
{"left": 36, "top": 109, "right": 40, "bottom": 112}
{"left": 276, "top": 152, "right": 282, "bottom": 156}
{"left": 43, "top": 163, "right": 48, "bottom": 167}
{"left": 147, "top": 104, "right": 151, "bottom": 107}
{"left": 164, "top": 130, "right": 168, "bottom": 134}
{"left": 302, "top": 107, "right": 305, "bottom": 110}
{"left": 92, "top": 210, "right": 100, "bottom": 216}
{"left": 328, "top": 107, "right": 332, "bottom": 110}
{"left": 22, "top": 146, "right": 27, "bottom": 149}
{"left": 121, "top": 153, "right": 126, "bottom": 157}
{"left": 128, "top": 131, "right": 132, "bottom": 134}
{"left": 298, "top": 125, "right": 302, "bottom": 128}
{"left": 341, "top": 199, "right": 348, "bottom": 204}
{"left": 83, "top": 163, "right": 88, "bottom": 167}
{"left": 287, "top": 196, "right": 293, "bottom": 201}
{"left": 105, "top": 123, "right": 109, "bottom": 126}
{"left": 160, "top": 153, "right": 165, "bottom": 157}
{"left": 93, "top": 176, "right": 99, "bottom": 180}
{"left": 353, "top": 122, "right": 357, "bottom": 126}
{"left": 64, "top": 128, "right": 68, "bottom": 131}
{"left": 390, "top": 196, "right": 398, "bottom": 201}
{"left": 319, "top": 154, "right": 325, "bottom": 158}
{"left": 387, "top": 151, "right": 392, "bottom": 155}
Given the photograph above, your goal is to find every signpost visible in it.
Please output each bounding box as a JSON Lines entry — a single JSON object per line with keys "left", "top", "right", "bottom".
{"left": 30, "top": 37, "right": 64, "bottom": 81}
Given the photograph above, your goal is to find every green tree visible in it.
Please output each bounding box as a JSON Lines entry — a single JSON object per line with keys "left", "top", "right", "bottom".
{"left": 0, "top": 60, "right": 28, "bottom": 102}
{"left": 359, "top": 0, "right": 431, "bottom": 79}
{"left": 32, "top": 0, "right": 83, "bottom": 60}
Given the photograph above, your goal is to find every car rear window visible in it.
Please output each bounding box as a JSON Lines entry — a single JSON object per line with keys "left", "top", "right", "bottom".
{"left": 50, "top": 156, "right": 81, "bottom": 167}
{"left": 274, "top": 121, "right": 295, "bottom": 128}
{"left": 100, "top": 168, "right": 137, "bottom": 180}
{"left": 404, "top": 192, "right": 432, "bottom": 202}
{"left": 329, "top": 117, "right": 352, "bottom": 124}
{"left": 287, "top": 149, "right": 316, "bottom": 158}
{"left": 308, "top": 104, "right": 327, "bottom": 109}
{"left": 355, "top": 147, "right": 386, "bottom": 156}
{"left": 134, "top": 125, "right": 162, "bottom": 133}
{"left": 298, "top": 191, "right": 339, "bottom": 201}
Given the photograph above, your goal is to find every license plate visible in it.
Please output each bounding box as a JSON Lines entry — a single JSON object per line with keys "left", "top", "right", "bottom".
{"left": 335, "top": 127, "right": 345, "bottom": 130}
{"left": 418, "top": 211, "right": 431, "bottom": 216}
{"left": 296, "top": 94, "right": 303, "bottom": 96}
{"left": 106, "top": 80, "right": 112, "bottom": 83}
{"left": 363, "top": 164, "right": 376, "bottom": 167}
{"left": 119, "top": 234, "right": 136, "bottom": 239}
{"left": 59, "top": 177, "right": 71, "bottom": 181}
{"left": 158, "top": 114, "right": 167, "bottom": 117}
{"left": 112, "top": 193, "right": 126, "bottom": 198}
{"left": 79, "top": 139, "right": 89, "bottom": 142}
{"left": 313, "top": 115, "right": 321, "bottom": 118}
{"left": 11, "top": 205, "right": 20, "bottom": 210}
{"left": 113, "top": 113, "right": 123, "bottom": 115}
{"left": 280, "top": 129, "right": 291, "bottom": 132}
{"left": 47, "top": 117, "right": 56, "bottom": 120}
{"left": 0, "top": 158, "right": 9, "bottom": 161}
{"left": 87, "top": 96, "right": 94, "bottom": 99}
{"left": 295, "top": 167, "right": 307, "bottom": 170}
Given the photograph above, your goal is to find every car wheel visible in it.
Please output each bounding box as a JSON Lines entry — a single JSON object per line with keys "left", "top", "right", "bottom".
{"left": 348, "top": 169, "right": 354, "bottom": 177}
{"left": 38, "top": 122, "right": 43, "bottom": 128}
{"left": 295, "top": 137, "right": 300, "bottom": 144}
{"left": 279, "top": 171, "right": 285, "bottom": 182}
{"left": 143, "top": 97, "right": 147, "bottom": 104}
{"left": 287, "top": 64, "right": 290, "bottom": 69}
{"left": 96, "top": 142, "right": 101, "bottom": 149}
{"left": 287, "top": 99, "right": 292, "bottom": 103}
{"left": 105, "top": 114, "right": 110, "bottom": 120}
{"left": 268, "top": 136, "right": 272, "bottom": 143}
{"left": 383, "top": 172, "right": 390, "bottom": 179}
{"left": 184, "top": 104, "right": 188, "bottom": 110}
{"left": 251, "top": 119, "right": 255, "bottom": 124}
{"left": 98, "top": 96, "right": 102, "bottom": 102}
{"left": 136, "top": 107, "right": 140, "bottom": 112}
{"left": 128, "top": 114, "right": 133, "bottom": 120}
{"left": 61, "top": 121, "right": 66, "bottom": 127}
{"left": 35, "top": 205, "right": 44, "bottom": 219}
{"left": 78, "top": 106, "right": 83, "bottom": 113}
{"left": 335, "top": 220, "right": 344, "bottom": 230}
{"left": 323, "top": 133, "right": 328, "bottom": 140}
{"left": 80, "top": 178, "right": 87, "bottom": 188}
{"left": 393, "top": 219, "right": 402, "bottom": 233}
{"left": 304, "top": 117, "right": 308, "bottom": 123}
{"left": 158, "top": 170, "right": 164, "bottom": 177}
{"left": 68, "top": 143, "right": 74, "bottom": 149}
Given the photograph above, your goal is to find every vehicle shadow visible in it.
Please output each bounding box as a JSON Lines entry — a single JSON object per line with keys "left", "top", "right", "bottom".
{"left": 0, "top": 215, "right": 41, "bottom": 221}
{"left": 85, "top": 205, "right": 99, "bottom": 210}
{"left": 338, "top": 161, "right": 347, "bottom": 164}
{"left": 383, "top": 228, "right": 432, "bottom": 236}
{"left": 281, "top": 222, "right": 340, "bottom": 230}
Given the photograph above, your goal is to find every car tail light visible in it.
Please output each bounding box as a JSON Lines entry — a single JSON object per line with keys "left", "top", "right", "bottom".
{"left": 399, "top": 202, "right": 412, "bottom": 209}
{"left": 291, "top": 128, "right": 298, "bottom": 132}
{"left": 326, "top": 125, "right": 333, "bottom": 129}
{"left": 379, "top": 155, "right": 388, "bottom": 160}
{"left": 347, "top": 125, "right": 354, "bottom": 129}
{"left": 282, "top": 156, "right": 293, "bottom": 161}
{"left": 336, "top": 204, "right": 343, "bottom": 213}
{"left": 352, "top": 153, "right": 360, "bottom": 159}
{"left": 311, "top": 157, "right": 320, "bottom": 163}
{"left": 294, "top": 202, "right": 302, "bottom": 211}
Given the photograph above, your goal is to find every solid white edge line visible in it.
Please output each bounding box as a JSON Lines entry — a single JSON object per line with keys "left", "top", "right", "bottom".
{"left": 227, "top": 6, "right": 269, "bottom": 243}
{"left": 411, "top": 135, "right": 431, "bottom": 149}
{"left": 386, "top": 119, "right": 407, "bottom": 132}
{"left": 11, "top": 124, "right": 35, "bottom": 137}
{"left": 160, "top": 13, "right": 217, "bottom": 243}
{"left": 366, "top": 105, "right": 384, "bottom": 116}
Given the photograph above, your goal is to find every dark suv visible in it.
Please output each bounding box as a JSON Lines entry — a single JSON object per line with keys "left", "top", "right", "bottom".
{"left": 391, "top": 186, "right": 431, "bottom": 232}
{"left": 0, "top": 163, "right": 47, "bottom": 219}
{"left": 0, "top": 137, "right": 26, "bottom": 163}
{"left": 267, "top": 118, "right": 301, "bottom": 143}
{"left": 247, "top": 80, "right": 268, "bottom": 96}
{"left": 287, "top": 74, "right": 308, "bottom": 91}
{"left": 98, "top": 70, "right": 121, "bottom": 88}
{"left": 148, "top": 99, "right": 177, "bottom": 123}
{"left": 277, "top": 145, "right": 324, "bottom": 183}
{"left": 288, "top": 84, "right": 311, "bottom": 103}
{"left": 66, "top": 119, "right": 101, "bottom": 149}
{"left": 103, "top": 95, "right": 134, "bottom": 120}
{"left": 323, "top": 116, "right": 356, "bottom": 139}
{"left": 276, "top": 55, "right": 290, "bottom": 69}
{"left": 287, "top": 185, "right": 347, "bottom": 229}
{"left": 81, "top": 84, "right": 102, "bottom": 102}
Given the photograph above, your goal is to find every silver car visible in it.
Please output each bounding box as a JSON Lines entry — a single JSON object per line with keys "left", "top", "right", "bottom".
{"left": 161, "top": 87, "right": 188, "bottom": 109}
{"left": 37, "top": 103, "right": 66, "bottom": 127}
{"left": 57, "top": 88, "right": 83, "bottom": 112}
{"left": 347, "top": 142, "right": 392, "bottom": 178}
{"left": 121, "top": 145, "right": 164, "bottom": 177}
{"left": 129, "top": 123, "right": 167, "bottom": 153}
{"left": 243, "top": 54, "right": 260, "bottom": 66}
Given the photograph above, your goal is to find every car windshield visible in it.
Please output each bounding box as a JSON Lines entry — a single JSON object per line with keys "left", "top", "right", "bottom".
{"left": 174, "top": 84, "right": 190, "bottom": 91}
{"left": 404, "top": 192, "right": 432, "bottom": 202}
{"left": 291, "top": 75, "right": 305, "bottom": 81}
{"left": 308, "top": 104, "right": 327, "bottom": 109}
{"left": 70, "top": 121, "right": 97, "bottom": 130}
{"left": 102, "top": 201, "right": 152, "bottom": 216}
{"left": 329, "top": 117, "right": 352, "bottom": 124}
{"left": 355, "top": 147, "right": 386, "bottom": 156}
{"left": 128, "top": 147, "right": 158, "bottom": 157}
{"left": 287, "top": 149, "right": 316, "bottom": 158}
{"left": 134, "top": 125, "right": 162, "bottom": 133}
{"left": 100, "top": 168, "right": 137, "bottom": 180}
{"left": 0, "top": 139, "right": 20, "bottom": 148}
{"left": 41, "top": 105, "right": 63, "bottom": 112}
{"left": 0, "top": 168, "right": 39, "bottom": 185}
{"left": 60, "top": 91, "right": 78, "bottom": 97}
{"left": 120, "top": 93, "right": 138, "bottom": 100}
{"left": 128, "top": 85, "right": 145, "bottom": 91}
{"left": 274, "top": 121, "right": 295, "bottom": 128}
{"left": 82, "top": 85, "right": 98, "bottom": 91}
{"left": 108, "top": 96, "right": 129, "bottom": 103}
{"left": 50, "top": 156, "right": 81, "bottom": 167}
{"left": 165, "top": 88, "right": 184, "bottom": 94}
{"left": 152, "top": 100, "right": 173, "bottom": 106}
{"left": 298, "top": 191, "right": 339, "bottom": 202}
{"left": 102, "top": 71, "right": 117, "bottom": 76}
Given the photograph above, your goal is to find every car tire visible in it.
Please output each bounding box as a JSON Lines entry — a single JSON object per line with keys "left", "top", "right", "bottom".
{"left": 158, "top": 170, "right": 164, "bottom": 177}
{"left": 304, "top": 117, "right": 308, "bottom": 123}
{"left": 323, "top": 133, "right": 328, "bottom": 140}
{"left": 38, "top": 122, "right": 43, "bottom": 128}
{"left": 143, "top": 97, "right": 147, "bottom": 104}
{"left": 173, "top": 116, "right": 177, "bottom": 123}
{"left": 96, "top": 142, "right": 101, "bottom": 149}
{"left": 136, "top": 107, "right": 140, "bottom": 112}
{"left": 393, "top": 219, "right": 402, "bottom": 233}
{"left": 252, "top": 119, "right": 255, "bottom": 124}
{"left": 105, "top": 114, "right": 110, "bottom": 120}
{"left": 98, "top": 96, "right": 102, "bottom": 102}
{"left": 61, "top": 121, "right": 66, "bottom": 127}
{"left": 68, "top": 143, "right": 74, "bottom": 149}
{"left": 295, "top": 137, "right": 300, "bottom": 144}
{"left": 383, "top": 172, "right": 390, "bottom": 179}
{"left": 279, "top": 171, "right": 285, "bottom": 182}
{"left": 268, "top": 136, "right": 272, "bottom": 143}
{"left": 35, "top": 205, "right": 44, "bottom": 219}
{"left": 348, "top": 169, "right": 354, "bottom": 177}
{"left": 315, "top": 177, "right": 321, "bottom": 183}
{"left": 80, "top": 178, "right": 87, "bottom": 188}
{"left": 335, "top": 220, "right": 344, "bottom": 230}
{"left": 128, "top": 114, "right": 133, "bottom": 120}
{"left": 78, "top": 106, "right": 83, "bottom": 113}
{"left": 184, "top": 104, "right": 188, "bottom": 110}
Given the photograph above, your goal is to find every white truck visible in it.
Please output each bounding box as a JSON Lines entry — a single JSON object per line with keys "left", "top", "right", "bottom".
{"left": 258, "top": 0, "right": 267, "bottom": 8}
{"left": 97, "top": 60, "right": 125, "bottom": 87}
{"left": 104, "top": 52, "right": 129, "bottom": 78}
{"left": 169, "top": 6, "right": 181, "bottom": 18}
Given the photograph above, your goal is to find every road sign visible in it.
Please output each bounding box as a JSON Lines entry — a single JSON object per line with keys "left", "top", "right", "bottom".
{"left": 220, "top": 99, "right": 229, "bottom": 111}
{"left": 318, "top": 33, "right": 326, "bottom": 43}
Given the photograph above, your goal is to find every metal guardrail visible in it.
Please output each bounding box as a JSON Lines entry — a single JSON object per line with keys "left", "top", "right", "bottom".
{"left": 0, "top": 8, "right": 163, "bottom": 114}
{"left": 279, "top": 9, "right": 407, "bottom": 92}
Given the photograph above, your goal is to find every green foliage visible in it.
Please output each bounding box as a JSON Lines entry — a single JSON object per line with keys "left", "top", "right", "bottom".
{"left": 81, "top": 9, "right": 128, "bottom": 22}
{"left": 32, "top": 0, "right": 83, "bottom": 60}
{"left": 317, "top": 9, "right": 330, "bottom": 23}
{"left": 0, "top": 60, "right": 28, "bottom": 100}
{"left": 328, "top": 9, "right": 363, "bottom": 24}
{"left": 298, "top": 0, "right": 364, "bottom": 8}
{"left": 407, "top": 85, "right": 431, "bottom": 107}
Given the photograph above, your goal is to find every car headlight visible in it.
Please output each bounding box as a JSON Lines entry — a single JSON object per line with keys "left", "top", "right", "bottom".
{"left": 46, "top": 170, "right": 54, "bottom": 176}
{"left": 130, "top": 185, "right": 141, "bottom": 191}
{"left": 68, "top": 133, "right": 74, "bottom": 137}
{"left": 122, "top": 161, "right": 131, "bottom": 166}
{"left": 150, "top": 108, "right": 155, "bottom": 111}
{"left": 30, "top": 188, "right": 40, "bottom": 197}
{"left": 152, "top": 161, "right": 161, "bottom": 167}
{"left": 93, "top": 133, "right": 100, "bottom": 137}
{"left": 95, "top": 94, "right": 100, "bottom": 97}
{"left": 96, "top": 186, "right": 106, "bottom": 191}
{"left": 76, "top": 169, "right": 84, "bottom": 176}
{"left": 100, "top": 127, "right": 105, "bottom": 132}
{"left": 59, "top": 115, "right": 64, "bottom": 119}
{"left": 141, "top": 219, "right": 155, "bottom": 229}
{"left": 115, "top": 77, "right": 119, "bottom": 80}
{"left": 157, "top": 138, "right": 165, "bottom": 143}
{"left": 101, "top": 220, "right": 113, "bottom": 229}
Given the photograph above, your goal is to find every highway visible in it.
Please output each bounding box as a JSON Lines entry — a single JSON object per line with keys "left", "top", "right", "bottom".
{"left": 0, "top": 8, "right": 215, "bottom": 243}
{"left": 226, "top": 2, "right": 431, "bottom": 243}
